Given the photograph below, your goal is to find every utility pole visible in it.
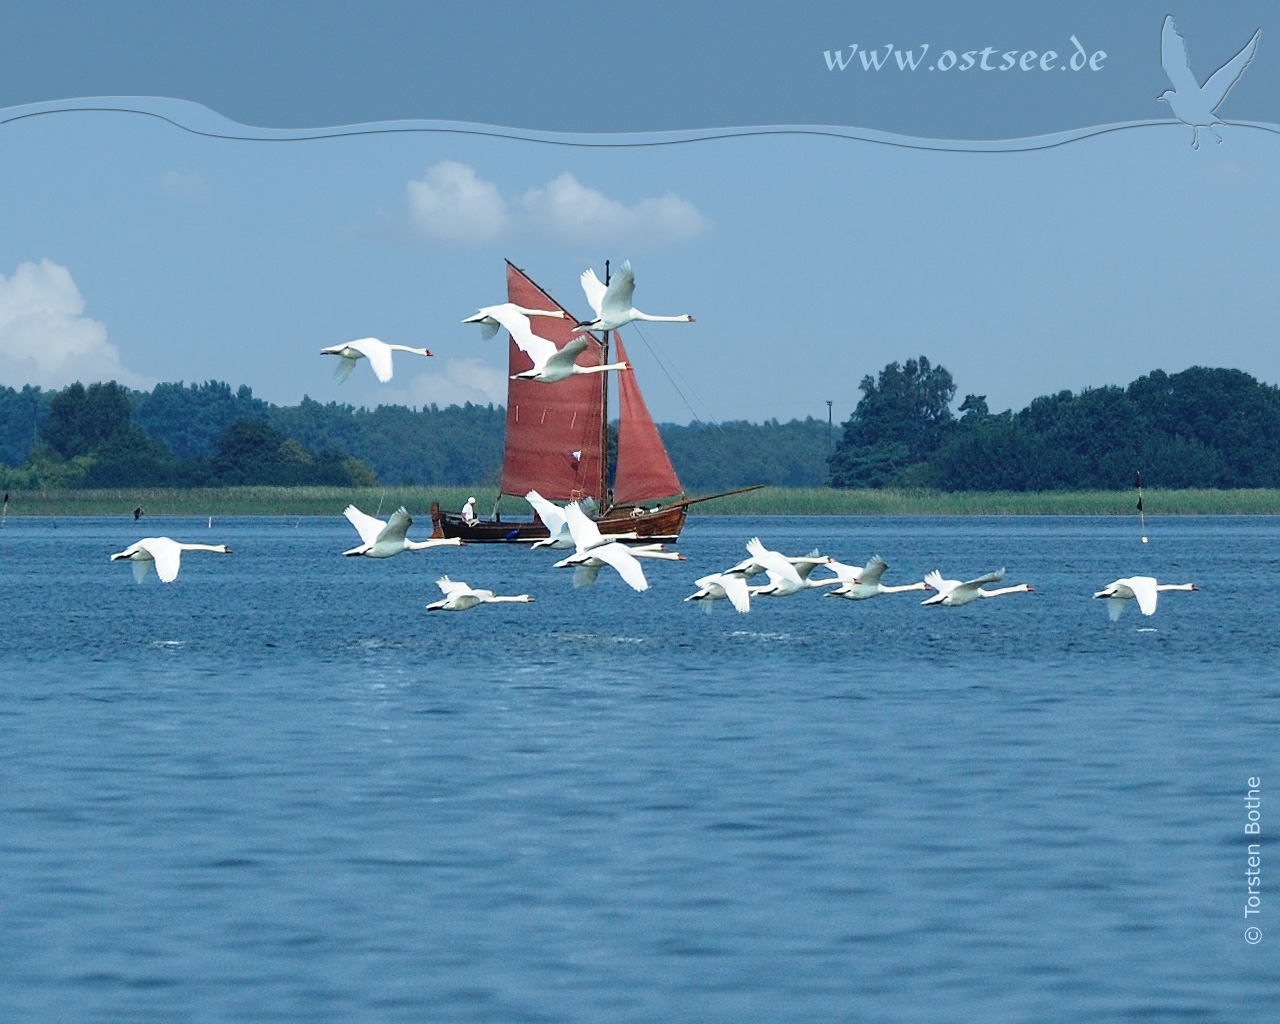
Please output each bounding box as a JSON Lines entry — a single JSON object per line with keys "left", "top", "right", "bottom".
{"left": 826, "top": 400, "right": 833, "bottom": 455}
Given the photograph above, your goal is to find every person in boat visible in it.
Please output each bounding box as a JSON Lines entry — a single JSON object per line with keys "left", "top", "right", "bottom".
{"left": 462, "top": 496, "right": 478, "bottom": 524}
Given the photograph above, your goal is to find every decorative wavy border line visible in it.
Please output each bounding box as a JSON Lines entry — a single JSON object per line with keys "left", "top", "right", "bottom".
{"left": 3, "top": 97, "right": 1279, "bottom": 152}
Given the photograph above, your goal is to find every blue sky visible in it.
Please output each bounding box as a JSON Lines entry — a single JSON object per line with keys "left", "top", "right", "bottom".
{"left": 1, "top": 3, "right": 1277, "bottom": 426}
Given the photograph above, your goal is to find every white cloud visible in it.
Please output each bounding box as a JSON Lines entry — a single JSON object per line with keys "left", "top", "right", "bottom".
{"left": 521, "top": 172, "right": 711, "bottom": 244}
{"left": 403, "top": 163, "right": 710, "bottom": 247}
{"left": 407, "top": 161, "right": 508, "bottom": 242}
{"left": 372, "top": 359, "right": 508, "bottom": 409}
{"left": 0, "top": 260, "right": 152, "bottom": 390}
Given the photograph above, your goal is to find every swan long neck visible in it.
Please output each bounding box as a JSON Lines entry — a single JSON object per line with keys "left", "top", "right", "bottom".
{"left": 1155, "top": 582, "right": 1196, "bottom": 592}
{"left": 880, "top": 582, "right": 928, "bottom": 593}
{"left": 632, "top": 311, "right": 693, "bottom": 322}
{"left": 979, "top": 584, "right": 1031, "bottom": 597}
{"left": 178, "top": 543, "right": 230, "bottom": 553}
{"left": 387, "top": 345, "right": 433, "bottom": 355}
{"left": 574, "top": 361, "right": 629, "bottom": 375}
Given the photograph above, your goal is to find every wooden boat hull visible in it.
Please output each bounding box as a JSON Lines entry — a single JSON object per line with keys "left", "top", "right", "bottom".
{"left": 430, "top": 500, "right": 687, "bottom": 543}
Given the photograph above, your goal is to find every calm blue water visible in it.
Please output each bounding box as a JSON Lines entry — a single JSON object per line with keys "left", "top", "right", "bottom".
{"left": 1, "top": 514, "right": 1276, "bottom": 1022}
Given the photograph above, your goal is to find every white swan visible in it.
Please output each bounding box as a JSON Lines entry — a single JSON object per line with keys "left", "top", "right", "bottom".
{"left": 342, "top": 505, "right": 464, "bottom": 558}
{"left": 921, "top": 568, "right": 1034, "bottom": 606}
{"left": 111, "top": 537, "right": 231, "bottom": 583}
{"left": 686, "top": 571, "right": 753, "bottom": 613}
{"left": 748, "top": 549, "right": 836, "bottom": 598}
{"left": 462, "top": 303, "right": 565, "bottom": 340}
{"left": 479, "top": 304, "right": 627, "bottom": 384}
{"left": 426, "top": 576, "right": 534, "bottom": 611}
{"left": 824, "top": 555, "right": 931, "bottom": 601}
{"left": 525, "top": 490, "right": 575, "bottom": 548}
{"left": 552, "top": 502, "right": 684, "bottom": 590}
{"left": 1093, "top": 576, "right": 1198, "bottom": 620}
{"left": 720, "top": 538, "right": 805, "bottom": 587}
{"left": 576, "top": 260, "right": 695, "bottom": 333}
{"left": 320, "top": 337, "right": 433, "bottom": 383}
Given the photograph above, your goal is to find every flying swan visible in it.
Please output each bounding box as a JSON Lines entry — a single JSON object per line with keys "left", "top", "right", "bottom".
{"left": 1093, "top": 576, "right": 1197, "bottom": 620}
{"left": 479, "top": 304, "right": 628, "bottom": 384}
{"left": 576, "top": 260, "right": 695, "bottom": 333}
{"left": 321, "top": 337, "right": 433, "bottom": 383}
{"left": 823, "top": 556, "right": 931, "bottom": 600}
{"left": 342, "top": 505, "right": 464, "bottom": 558}
{"left": 427, "top": 576, "right": 534, "bottom": 611}
{"left": 921, "top": 568, "right": 1033, "bottom": 606}
{"left": 111, "top": 537, "right": 232, "bottom": 583}
{"left": 462, "top": 303, "right": 566, "bottom": 340}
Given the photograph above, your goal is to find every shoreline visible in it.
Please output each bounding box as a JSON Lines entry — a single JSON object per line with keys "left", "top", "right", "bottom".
{"left": 4, "top": 486, "right": 1280, "bottom": 517}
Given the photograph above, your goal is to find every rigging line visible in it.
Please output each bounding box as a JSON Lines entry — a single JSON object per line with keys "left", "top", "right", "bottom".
{"left": 629, "top": 322, "right": 724, "bottom": 433}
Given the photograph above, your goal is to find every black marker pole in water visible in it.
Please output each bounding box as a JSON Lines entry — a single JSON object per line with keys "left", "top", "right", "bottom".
{"left": 1135, "top": 471, "right": 1148, "bottom": 544}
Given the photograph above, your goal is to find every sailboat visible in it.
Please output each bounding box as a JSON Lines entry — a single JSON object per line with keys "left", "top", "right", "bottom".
{"left": 430, "top": 261, "right": 750, "bottom": 543}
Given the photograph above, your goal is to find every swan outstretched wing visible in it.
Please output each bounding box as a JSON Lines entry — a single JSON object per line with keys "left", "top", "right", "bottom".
{"left": 131, "top": 558, "right": 151, "bottom": 584}
{"left": 564, "top": 501, "right": 605, "bottom": 550}
{"left": 143, "top": 538, "right": 182, "bottom": 583}
{"left": 580, "top": 268, "right": 607, "bottom": 317}
{"left": 858, "top": 555, "right": 889, "bottom": 586}
{"left": 572, "top": 562, "right": 604, "bottom": 589}
{"left": 600, "top": 260, "right": 636, "bottom": 320}
{"left": 349, "top": 339, "right": 394, "bottom": 382}
{"left": 487, "top": 305, "right": 557, "bottom": 366}
{"left": 1128, "top": 576, "right": 1159, "bottom": 616}
{"left": 590, "top": 543, "right": 649, "bottom": 592}
{"left": 824, "top": 559, "right": 863, "bottom": 582}
{"left": 343, "top": 505, "right": 385, "bottom": 547}
{"left": 525, "top": 490, "right": 568, "bottom": 535}
{"left": 333, "top": 354, "right": 360, "bottom": 383}
{"left": 719, "top": 573, "right": 751, "bottom": 613}
{"left": 543, "top": 336, "right": 590, "bottom": 374}
{"left": 746, "top": 537, "right": 803, "bottom": 586}
{"left": 435, "top": 576, "right": 471, "bottom": 598}
{"left": 1107, "top": 598, "right": 1127, "bottom": 622}
{"left": 962, "top": 568, "right": 1005, "bottom": 590}
{"left": 380, "top": 507, "right": 413, "bottom": 544}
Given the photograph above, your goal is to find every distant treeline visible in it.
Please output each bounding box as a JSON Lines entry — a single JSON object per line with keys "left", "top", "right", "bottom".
{"left": 4, "top": 361, "right": 1276, "bottom": 493}
{"left": 0, "top": 380, "right": 830, "bottom": 491}
{"left": 828, "top": 358, "right": 1280, "bottom": 490}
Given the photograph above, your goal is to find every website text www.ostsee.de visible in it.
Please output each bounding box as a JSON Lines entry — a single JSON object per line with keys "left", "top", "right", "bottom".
{"left": 823, "top": 36, "right": 1106, "bottom": 73}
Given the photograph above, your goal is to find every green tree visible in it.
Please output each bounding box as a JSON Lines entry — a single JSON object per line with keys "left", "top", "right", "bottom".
{"left": 40, "top": 381, "right": 135, "bottom": 459}
{"left": 828, "top": 357, "right": 956, "bottom": 488}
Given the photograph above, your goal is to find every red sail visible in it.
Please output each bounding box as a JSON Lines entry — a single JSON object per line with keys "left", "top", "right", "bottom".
{"left": 500, "top": 261, "right": 606, "bottom": 502}
{"left": 611, "top": 331, "right": 683, "bottom": 505}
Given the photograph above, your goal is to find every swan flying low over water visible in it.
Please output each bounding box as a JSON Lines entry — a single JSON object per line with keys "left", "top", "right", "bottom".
{"left": 343, "top": 505, "right": 464, "bottom": 558}
{"left": 686, "top": 572, "right": 752, "bottom": 613}
{"left": 427, "top": 577, "right": 534, "bottom": 611}
{"left": 921, "top": 568, "right": 1033, "bottom": 606}
{"left": 1093, "top": 576, "right": 1197, "bottom": 620}
{"left": 823, "top": 556, "right": 931, "bottom": 600}
{"left": 111, "top": 537, "right": 231, "bottom": 583}
{"left": 576, "top": 260, "right": 694, "bottom": 333}
{"left": 320, "top": 338, "right": 433, "bottom": 383}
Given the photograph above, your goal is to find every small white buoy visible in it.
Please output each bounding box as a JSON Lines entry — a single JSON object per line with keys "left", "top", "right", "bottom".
{"left": 208, "top": 516, "right": 213, "bottom": 528}
{"left": 1142, "top": 536, "right": 1149, "bottom": 544}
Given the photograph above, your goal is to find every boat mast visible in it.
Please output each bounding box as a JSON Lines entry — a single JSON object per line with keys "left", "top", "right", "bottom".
{"left": 599, "top": 259, "right": 611, "bottom": 509}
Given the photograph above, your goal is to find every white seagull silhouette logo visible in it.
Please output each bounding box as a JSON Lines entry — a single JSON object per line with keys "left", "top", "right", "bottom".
{"left": 1158, "top": 15, "right": 1260, "bottom": 149}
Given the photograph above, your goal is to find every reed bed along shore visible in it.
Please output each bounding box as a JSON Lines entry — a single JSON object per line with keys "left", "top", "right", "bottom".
{"left": 5, "top": 486, "right": 1280, "bottom": 518}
